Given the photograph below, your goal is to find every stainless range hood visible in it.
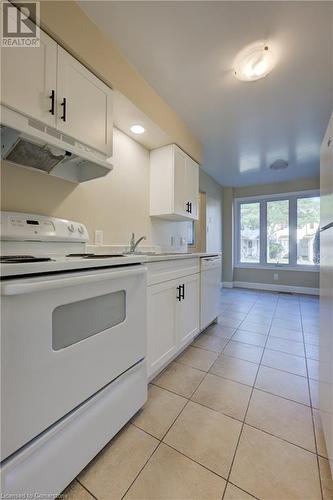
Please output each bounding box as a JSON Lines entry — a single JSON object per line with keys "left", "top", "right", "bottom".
{"left": 1, "top": 106, "right": 113, "bottom": 183}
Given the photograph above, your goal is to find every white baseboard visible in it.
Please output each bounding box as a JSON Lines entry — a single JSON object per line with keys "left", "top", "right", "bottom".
{"left": 222, "top": 282, "right": 234, "bottom": 288}
{"left": 233, "top": 281, "right": 319, "bottom": 296}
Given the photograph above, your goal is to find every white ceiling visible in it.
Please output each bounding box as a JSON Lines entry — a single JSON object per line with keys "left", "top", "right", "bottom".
{"left": 79, "top": 1, "right": 333, "bottom": 187}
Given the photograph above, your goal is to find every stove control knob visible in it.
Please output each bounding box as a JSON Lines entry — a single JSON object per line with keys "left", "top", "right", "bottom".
{"left": 78, "top": 225, "right": 84, "bottom": 234}
{"left": 68, "top": 224, "right": 75, "bottom": 233}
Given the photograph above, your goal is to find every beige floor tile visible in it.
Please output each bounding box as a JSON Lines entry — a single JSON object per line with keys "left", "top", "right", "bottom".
{"left": 153, "top": 361, "right": 205, "bottom": 398}
{"left": 176, "top": 346, "right": 218, "bottom": 371}
{"left": 164, "top": 401, "right": 242, "bottom": 477}
{"left": 191, "top": 373, "right": 251, "bottom": 421}
{"left": 124, "top": 443, "right": 226, "bottom": 500}
{"left": 132, "top": 385, "right": 187, "bottom": 439}
{"left": 61, "top": 480, "right": 94, "bottom": 500}
{"left": 309, "top": 378, "right": 320, "bottom": 409}
{"left": 305, "top": 344, "right": 320, "bottom": 361}
{"left": 239, "top": 320, "right": 270, "bottom": 335}
{"left": 261, "top": 349, "right": 307, "bottom": 377}
{"left": 78, "top": 424, "right": 158, "bottom": 500}
{"left": 265, "top": 336, "right": 305, "bottom": 357}
{"left": 210, "top": 354, "right": 258, "bottom": 386}
{"left": 270, "top": 326, "right": 303, "bottom": 342}
{"left": 232, "top": 330, "right": 267, "bottom": 347}
{"left": 308, "top": 358, "right": 320, "bottom": 381}
{"left": 271, "top": 318, "right": 302, "bottom": 332}
{"left": 255, "top": 365, "right": 310, "bottom": 405}
{"left": 230, "top": 425, "right": 321, "bottom": 500}
{"left": 224, "top": 341, "right": 263, "bottom": 364}
{"left": 246, "top": 389, "right": 316, "bottom": 452}
{"left": 223, "top": 483, "right": 256, "bottom": 500}
{"left": 218, "top": 316, "right": 244, "bottom": 329}
{"left": 305, "top": 333, "right": 320, "bottom": 346}
{"left": 319, "top": 457, "right": 333, "bottom": 500}
{"left": 192, "top": 332, "right": 229, "bottom": 352}
{"left": 313, "top": 409, "right": 329, "bottom": 458}
{"left": 206, "top": 323, "right": 236, "bottom": 338}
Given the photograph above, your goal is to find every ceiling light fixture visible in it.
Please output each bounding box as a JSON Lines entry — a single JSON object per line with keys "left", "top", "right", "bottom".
{"left": 130, "top": 125, "right": 145, "bottom": 134}
{"left": 270, "top": 159, "right": 289, "bottom": 171}
{"left": 233, "top": 41, "right": 276, "bottom": 82}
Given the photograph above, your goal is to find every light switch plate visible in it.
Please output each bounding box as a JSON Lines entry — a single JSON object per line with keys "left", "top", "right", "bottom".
{"left": 273, "top": 273, "right": 279, "bottom": 281}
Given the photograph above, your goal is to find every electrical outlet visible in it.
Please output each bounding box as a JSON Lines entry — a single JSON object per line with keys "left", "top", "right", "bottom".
{"left": 94, "top": 230, "right": 103, "bottom": 246}
{"left": 273, "top": 273, "right": 279, "bottom": 281}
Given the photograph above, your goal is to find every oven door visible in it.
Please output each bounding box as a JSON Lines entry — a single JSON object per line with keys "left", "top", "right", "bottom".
{"left": 1, "top": 264, "right": 146, "bottom": 460}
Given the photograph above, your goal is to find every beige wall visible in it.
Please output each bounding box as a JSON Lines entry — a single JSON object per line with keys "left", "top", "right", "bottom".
{"left": 199, "top": 169, "right": 223, "bottom": 254}
{"left": 38, "top": 1, "right": 202, "bottom": 164}
{"left": 222, "top": 187, "right": 234, "bottom": 283}
{"left": 223, "top": 177, "right": 320, "bottom": 291}
{"left": 1, "top": 129, "right": 189, "bottom": 249}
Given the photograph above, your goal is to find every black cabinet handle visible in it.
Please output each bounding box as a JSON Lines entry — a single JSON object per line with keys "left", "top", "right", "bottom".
{"left": 189, "top": 202, "right": 192, "bottom": 214}
{"left": 180, "top": 284, "right": 185, "bottom": 300}
{"left": 61, "top": 97, "right": 67, "bottom": 122}
{"left": 49, "top": 90, "right": 55, "bottom": 115}
{"left": 176, "top": 285, "right": 182, "bottom": 301}
{"left": 186, "top": 202, "right": 191, "bottom": 213}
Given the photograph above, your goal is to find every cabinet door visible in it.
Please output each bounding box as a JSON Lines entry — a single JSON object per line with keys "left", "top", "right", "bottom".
{"left": 176, "top": 274, "right": 200, "bottom": 348}
{"left": 173, "top": 147, "right": 188, "bottom": 217}
{"left": 186, "top": 158, "right": 199, "bottom": 220}
{"left": 56, "top": 47, "right": 113, "bottom": 155}
{"left": 147, "top": 280, "right": 178, "bottom": 378}
{"left": 1, "top": 28, "right": 57, "bottom": 127}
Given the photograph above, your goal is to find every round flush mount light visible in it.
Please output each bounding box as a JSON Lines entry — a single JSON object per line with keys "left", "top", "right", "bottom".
{"left": 270, "top": 159, "right": 289, "bottom": 171}
{"left": 130, "top": 124, "right": 145, "bottom": 134}
{"left": 233, "top": 41, "right": 276, "bottom": 82}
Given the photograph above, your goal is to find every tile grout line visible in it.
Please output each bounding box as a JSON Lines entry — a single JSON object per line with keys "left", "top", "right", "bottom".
{"left": 299, "top": 295, "right": 324, "bottom": 500}
{"left": 75, "top": 479, "right": 98, "bottom": 500}
{"left": 221, "top": 291, "right": 280, "bottom": 500}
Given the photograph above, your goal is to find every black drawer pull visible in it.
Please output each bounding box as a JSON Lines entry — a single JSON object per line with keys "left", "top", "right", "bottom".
{"left": 180, "top": 284, "right": 185, "bottom": 300}
{"left": 49, "top": 90, "right": 55, "bottom": 115}
{"left": 176, "top": 285, "right": 182, "bottom": 301}
{"left": 61, "top": 97, "right": 67, "bottom": 122}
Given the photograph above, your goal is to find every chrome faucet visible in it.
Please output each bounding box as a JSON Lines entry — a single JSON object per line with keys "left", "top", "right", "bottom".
{"left": 129, "top": 233, "right": 146, "bottom": 253}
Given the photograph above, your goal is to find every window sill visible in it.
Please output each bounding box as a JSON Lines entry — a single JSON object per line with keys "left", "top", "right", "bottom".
{"left": 235, "top": 264, "right": 319, "bottom": 273}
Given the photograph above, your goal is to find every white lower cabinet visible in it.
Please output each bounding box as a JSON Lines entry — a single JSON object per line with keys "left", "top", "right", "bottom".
{"left": 147, "top": 269, "right": 200, "bottom": 380}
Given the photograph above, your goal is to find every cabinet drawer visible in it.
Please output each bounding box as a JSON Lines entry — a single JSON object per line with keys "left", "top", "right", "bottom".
{"left": 147, "top": 258, "right": 200, "bottom": 286}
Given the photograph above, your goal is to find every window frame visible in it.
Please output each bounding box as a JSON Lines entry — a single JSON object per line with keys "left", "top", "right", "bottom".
{"left": 234, "top": 190, "right": 320, "bottom": 272}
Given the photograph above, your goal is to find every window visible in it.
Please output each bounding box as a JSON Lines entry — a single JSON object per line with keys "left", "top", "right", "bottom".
{"left": 267, "top": 200, "right": 289, "bottom": 264}
{"left": 297, "top": 196, "right": 320, "bottom": 265}
{"left": 235, "top": 192, "right": 320, "bottom": 269}
{"left": 240, "top": 203, "right": 260, "bottom": 263}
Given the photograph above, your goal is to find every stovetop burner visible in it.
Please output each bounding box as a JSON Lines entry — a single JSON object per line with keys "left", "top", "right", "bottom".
{"left": 66, "top": 253, "right": 125, "bottom": 259}
{"left": 0, "top": 255, "right": 53, "bottom": 264}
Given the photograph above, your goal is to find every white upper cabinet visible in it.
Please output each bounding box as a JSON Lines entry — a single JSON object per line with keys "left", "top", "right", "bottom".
{"left": 150, "top": 144, "right": 199, "bottom": 221}
{"left": 1, "top": 30, "right": 57, "bottom": 127}
{"left": 1, "top": 14, "right": 113, "bottom": 156}
{"left": 56, "top": 47, "right": 113, "bottom": 156}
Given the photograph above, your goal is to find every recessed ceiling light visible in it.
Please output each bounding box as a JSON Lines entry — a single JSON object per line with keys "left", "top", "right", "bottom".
{"left": 233, "top": 41, "right": 276, "bottom": 82}
{"left": 130, "top": 125, "right": 145, "bottom": 134}
{"left": 270, "top": 159, "right": 289, "bottom": 171}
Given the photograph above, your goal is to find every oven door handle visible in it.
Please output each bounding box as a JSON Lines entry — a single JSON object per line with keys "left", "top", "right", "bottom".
{"left": 1, "top": 266, "right": 146, "bottom": 296}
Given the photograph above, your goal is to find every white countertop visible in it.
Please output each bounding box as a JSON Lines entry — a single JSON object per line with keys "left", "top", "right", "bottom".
{"left": 145, "top": 252, "right": 221, "bottom": 262}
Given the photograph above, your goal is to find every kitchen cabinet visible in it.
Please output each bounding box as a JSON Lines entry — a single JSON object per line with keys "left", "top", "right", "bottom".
{"left": 1, "top": 30, "right": 57, "bottom": 128}
{"left": 150, "top": 144, "right": 199, "bottom": 221}
{"left": 56, "top": 47, "right": 113, "bottom": 155}
{"left": 177, "top": 273, "right": 200, "bottom": 348}
{"left": 1, "top": 12, "right": 113, "bottom": 156}
{"left": 147, "top": 259, "right": 200, "bottom": 379}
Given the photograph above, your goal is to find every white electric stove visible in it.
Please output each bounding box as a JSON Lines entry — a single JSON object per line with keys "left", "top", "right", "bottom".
{"left": 0, "top": 211, "right": 148, "bottom": 498}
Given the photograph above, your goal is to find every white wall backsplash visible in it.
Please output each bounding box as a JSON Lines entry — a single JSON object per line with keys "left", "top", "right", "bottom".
{"left": 1, "top": 128, "right": 189, "bottom": 252}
